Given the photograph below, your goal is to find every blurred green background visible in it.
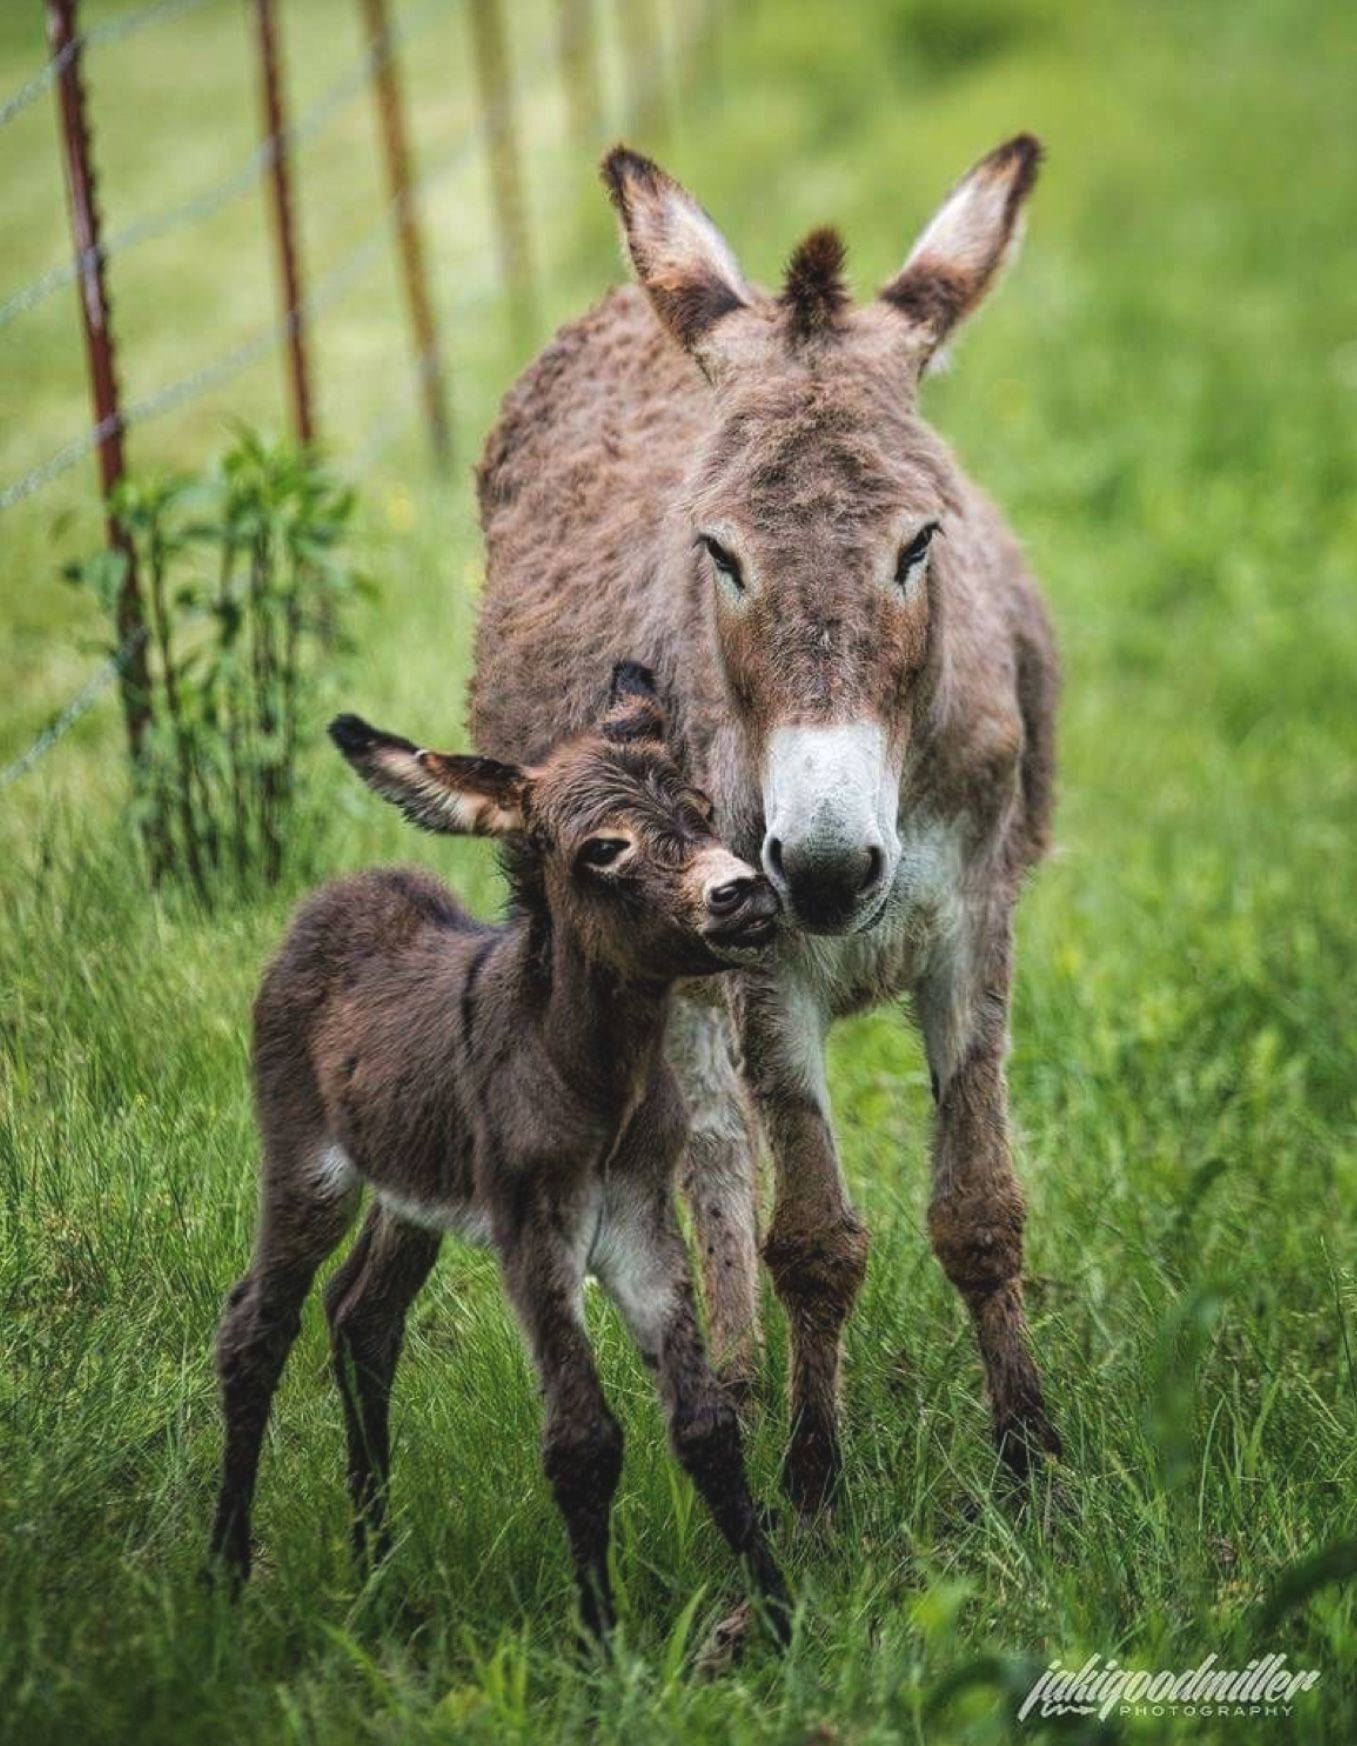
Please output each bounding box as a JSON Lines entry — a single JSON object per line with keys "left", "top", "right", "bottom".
{"left": 1, "top": 0, "right": 1355, "bottom": 1741}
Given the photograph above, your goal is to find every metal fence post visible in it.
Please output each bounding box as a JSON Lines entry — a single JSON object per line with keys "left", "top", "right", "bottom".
{"left": 467, "top": 0, "right": 536, "bottom": 351}
{"left": 357, "top": 0, "right": 451, "bottom": 468}
{"left": 251, "top": 0, "right": 315, "bottom": 445}
{"left": 45, "top": 0, "right": 155, "bottom": 788}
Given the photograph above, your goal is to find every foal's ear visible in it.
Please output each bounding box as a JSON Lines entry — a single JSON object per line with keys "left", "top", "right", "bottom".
{"left": 879, "top": 134, "right": 1042, "bottom": 366}
{"left": 601, "top": 146, "right": 753, "bottom": 354}
{"left": 600, "top": 660, "right": 667, "bottom": 744}
{"left": 329, "top": 715, "right": 529, "bottom": 836}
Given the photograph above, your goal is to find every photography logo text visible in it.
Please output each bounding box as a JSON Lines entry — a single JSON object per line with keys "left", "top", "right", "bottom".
{"left": 1019, "top": 1653, "right": 1321, "bottom": 1723}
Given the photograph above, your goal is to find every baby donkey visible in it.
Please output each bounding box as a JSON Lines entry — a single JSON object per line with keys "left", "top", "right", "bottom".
{"left": 210, "top": 663, "right": 790, "bottom": 1643}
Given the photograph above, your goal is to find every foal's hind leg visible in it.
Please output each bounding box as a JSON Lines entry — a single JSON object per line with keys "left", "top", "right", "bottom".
{"left": 324, "top": 1204, "right": 442, "bottom": 1567}
{"left": 497, "top": 1206, "right": 622, "bottom": 1644}
{"left": 210, "top": 1157, "right": 359, "bottom": 1583}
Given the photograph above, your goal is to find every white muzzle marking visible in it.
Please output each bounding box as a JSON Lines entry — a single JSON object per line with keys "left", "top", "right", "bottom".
{"left": 761, "top": 721, "right": 901, "bottom": 916}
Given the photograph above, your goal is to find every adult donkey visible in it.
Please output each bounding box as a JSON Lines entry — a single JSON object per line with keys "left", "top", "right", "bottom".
{"left": 471, "top": 137, "right": 1061, "bottom": 1510}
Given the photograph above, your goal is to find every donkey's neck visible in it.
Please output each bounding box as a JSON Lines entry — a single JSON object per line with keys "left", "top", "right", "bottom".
{"left": 524, "top": 917, "right": 671, "bottom": 1116}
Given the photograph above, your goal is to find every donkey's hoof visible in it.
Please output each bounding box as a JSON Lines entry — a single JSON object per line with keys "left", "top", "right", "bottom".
{"left": 994, "top": 1408, "right": 1063, "bottom": 1480}
{"left": 781, "top": 1417, "right": 841, "bottom": 1519}
{"left": 694, "top": 1599, "right": 753, "bottom": 1677}
{"left": 199, "top": 1552, "right": 248, "bottom": 1601}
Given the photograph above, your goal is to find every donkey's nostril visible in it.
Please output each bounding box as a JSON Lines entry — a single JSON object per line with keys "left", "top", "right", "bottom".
{"left": 860, "top": 844, "right": 884, "bottom": 893}
{"left": 766, "top": 837, "right": 785, "bottom": 881}
{"left": 706, "top": 878, "right": 750, "bottom": 917}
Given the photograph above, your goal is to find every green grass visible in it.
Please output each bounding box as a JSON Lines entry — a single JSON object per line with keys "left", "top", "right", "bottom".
{"left": 3, "top": 0, "right": 1356, "bottom": 1740}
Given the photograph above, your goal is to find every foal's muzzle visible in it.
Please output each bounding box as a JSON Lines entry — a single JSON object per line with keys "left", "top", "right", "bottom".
{"left": 701, "top": 870, "right": 781, "bottom": 953}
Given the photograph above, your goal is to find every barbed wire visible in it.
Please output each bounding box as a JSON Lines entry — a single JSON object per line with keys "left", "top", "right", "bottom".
{"left": 0, "top": 4, "right": 689, "bottom": 791}
{"left": 0, "top": 625, "right": 146, "bottom": 792}
{"left": 0, "top": 34, "right": 555, "bottom": 521}
{"left": 0, "top": 0, "right": 444, "bottom": 335}
{"left": 0, "top": 0, "right": 221, "bottom": 133}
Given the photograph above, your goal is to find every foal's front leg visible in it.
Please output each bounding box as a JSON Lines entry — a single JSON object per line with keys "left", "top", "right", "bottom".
{"left": 595, "top": 1093, "right": 791, "bottom": 1641}
{"left": 497, "top": 1199, "right": 622, "bottom": 1641}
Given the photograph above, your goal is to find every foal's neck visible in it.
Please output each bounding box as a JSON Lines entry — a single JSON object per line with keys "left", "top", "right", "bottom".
{"left": 526, "top": 916, "right": 671, "bottom": 1115}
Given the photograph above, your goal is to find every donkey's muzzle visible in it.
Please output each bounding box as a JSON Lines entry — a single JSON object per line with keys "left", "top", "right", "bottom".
{"left": 760, "top": 721, "right": 901, "bottom": 936}
{"left": 702, "top": 874, "right": 780, "bottom": 951}
{"left": 765, "top": 833, "right": 885, "bottom": 932}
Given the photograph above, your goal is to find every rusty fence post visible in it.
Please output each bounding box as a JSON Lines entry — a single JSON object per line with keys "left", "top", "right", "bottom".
{"left": 45, "top": 0, "right": 159, "bottom": 841}
{"left": 556, "top": 0, "right": 602, "bottom": 159}
{"left": 357, "top": 0, "right": 451, "bottom": 468}
{"left": 467, "top": 0, "right": 536, "bottom": 352}
{"left": 251, "top": 0, "right": 315, "bottom": 445}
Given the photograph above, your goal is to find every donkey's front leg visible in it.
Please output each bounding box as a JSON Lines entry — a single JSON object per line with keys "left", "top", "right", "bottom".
{"left": 594, "top": 1152, "right": 790, "bottom": 1638}
{"left": 667, "top": 998, "right": 763, "bottom": 1397}
{"left": 498, "top": 1209, "right": 622, "bottom": 1642}
{"left": 737, "top": 975, "right": 869, "bottom": 1515}
{"left": 917, "top": 904, "right": 1061, "bottom": 1478}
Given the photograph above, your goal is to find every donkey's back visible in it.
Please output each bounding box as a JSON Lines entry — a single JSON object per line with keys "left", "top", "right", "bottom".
{"left": 252, "top": 866, "right": 491, "bottom": 1200}
{"left": 472, "top": 287, "right": 705, "bottom": 765}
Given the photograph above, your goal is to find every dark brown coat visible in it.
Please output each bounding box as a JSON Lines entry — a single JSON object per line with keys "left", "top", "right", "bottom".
{"left": 470, "top": 142, "right": 1062, "bottom": 1507}
{"left": 209, "top": 667, "right": 789, "bottom": 1643}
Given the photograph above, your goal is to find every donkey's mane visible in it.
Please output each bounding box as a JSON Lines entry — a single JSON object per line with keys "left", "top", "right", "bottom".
{"left": 780, "top": 227, "right": 850, "bottom": 343}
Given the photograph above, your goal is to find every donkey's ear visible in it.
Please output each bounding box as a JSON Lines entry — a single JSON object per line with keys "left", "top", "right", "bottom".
{"left": 879, "top": 134, "right": 1041, "bottom": 365}
{"left": 600, "top": 660, "right": 666, "bottom": 744}
{"left": 329, "top": 714, "right": 528, "bottom": 836}
{"left": 602, "top": 146, "right": 752, "bottom": 353}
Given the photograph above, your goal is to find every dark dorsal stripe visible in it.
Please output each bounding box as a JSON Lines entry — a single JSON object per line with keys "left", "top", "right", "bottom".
{"left": 459, "top": 933, "right": 496, "bottom": 1068}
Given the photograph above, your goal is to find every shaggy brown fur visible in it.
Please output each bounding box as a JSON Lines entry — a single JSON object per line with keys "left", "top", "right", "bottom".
{"left": 208, "top": 666, "right": 790, "bottom": 1644}
{"left": 780, "top": 228, "right": 851, "bottom": 343}
{"left": 471, "top": 140, "right": 1062, "bottom": 1509}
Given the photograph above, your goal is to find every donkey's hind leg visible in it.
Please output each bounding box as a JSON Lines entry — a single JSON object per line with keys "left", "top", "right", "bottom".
{"left": 668, "top": 999, "right": 763, "bottom": 1398}
{"left": 210, "top": 1152, "right": 360, "bottom": 1584}
{"left": 325, "top": 1205, "right": 441, "bottom": 1568}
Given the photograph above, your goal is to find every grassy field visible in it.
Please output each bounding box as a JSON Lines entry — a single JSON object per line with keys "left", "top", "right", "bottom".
{"left": 3, "top": 0, "right": 1356, "bottom": 1740}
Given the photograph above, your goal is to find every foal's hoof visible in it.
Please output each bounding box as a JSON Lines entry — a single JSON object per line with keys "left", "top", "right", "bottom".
{"left": 994, "top": 1409, "right": 1063, "bottom": 1481}
{"left": 199, "top": 1552, "right": 248, "bottom": 1601}
{"left": 781, "top": 1417, "right": 841, "bottom": 1519}
{"left": 694, "top": 1600, "right": 753, "bottom": 1677}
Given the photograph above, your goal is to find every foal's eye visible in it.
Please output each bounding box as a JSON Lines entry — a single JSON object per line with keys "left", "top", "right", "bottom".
{"left": 578, "top": 837, "right": 629, "bottom": 871}
{"left": 698, "top": 535, "right": 744, "bottom": 593}
{"left": 895, "top": 521, "right": 940, "bottom": 592}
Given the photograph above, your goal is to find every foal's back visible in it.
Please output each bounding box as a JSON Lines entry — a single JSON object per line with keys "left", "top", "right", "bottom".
{"left": 253, "top": 866, "right": 494, "bottom": 1207}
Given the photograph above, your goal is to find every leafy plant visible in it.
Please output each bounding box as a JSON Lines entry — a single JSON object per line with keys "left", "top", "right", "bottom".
{"left": 64, "top": 431, "right": 368, "bottom": 901}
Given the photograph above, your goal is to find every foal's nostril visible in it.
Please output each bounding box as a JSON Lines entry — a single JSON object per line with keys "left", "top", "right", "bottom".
{"left": 706, "top": 878, "right": 750, "bottom": 918}
{"left": 766, "top": 837, "right": 785, "bottom": 881}
{"left": 860, "top": 844, "right": 884, "bottom": 894}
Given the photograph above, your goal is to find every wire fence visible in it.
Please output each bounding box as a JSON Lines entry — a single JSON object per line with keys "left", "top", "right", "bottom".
{"left": 0, "top": 0, "right": 220, "bottom": 131}
{"left": 0, "top": 626, "right": 147, "bottom": 792}
{"left": 0, "top": 0, "right": 444, "bottom": 334}
{"left": 0, "top": 23, "right": 551, "bottom": 517}
{"left": 0, "top": 0, "right": 717, "bottom": 795}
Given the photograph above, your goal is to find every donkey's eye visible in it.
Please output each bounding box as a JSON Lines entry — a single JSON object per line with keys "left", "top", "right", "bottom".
{"left": 578, "top": 836, "right": 630, "bottom": 871}
{"left": 698, "top": 535, "right": 744, "bottom": 593}
{"left": 895, "top": 521, "right": 940, "bottom": 591}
